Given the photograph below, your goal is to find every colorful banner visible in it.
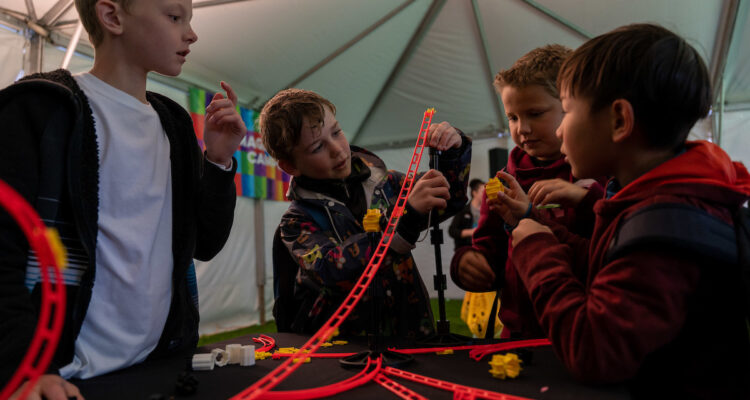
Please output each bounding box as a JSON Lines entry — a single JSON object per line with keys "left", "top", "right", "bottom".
{"left": 189, "top": 87, "right": 290, "bottom": 201}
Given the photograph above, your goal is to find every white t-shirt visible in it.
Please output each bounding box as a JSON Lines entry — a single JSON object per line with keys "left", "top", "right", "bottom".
{"left": 60, "top": 73, "right": 174, "bottom": 379}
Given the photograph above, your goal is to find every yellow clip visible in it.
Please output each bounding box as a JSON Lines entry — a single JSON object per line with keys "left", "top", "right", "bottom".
{"left": 436, "top": 349, "right": 454, "bottom": 355}
{"left": 255, "top": 351, "right": 273, "bottom": 360}
{"left": 425, "top": 107, "right": 436, "bottom": 116}
{"left": 332, "top": 340, "right": 348, "bottom": 345}
{"left": 363, "top": 209, "right": 381, "bottom": 233}
{"left": 292, "top": 357, "right": 312, "bottom": 364}
{"left": 321, "top": 342, "right": 333, "bottom": 347}
{"left": 45, "top": 228, "right": 67, "bottom": 270}
{"left": 485, "top": 177, "right": 505, "bottom": 200}
{"left": 325, "top": 327, "right": 340, "bottom": 341}
{"left": 488, "top": 353, "right": 522, "bottom": 379}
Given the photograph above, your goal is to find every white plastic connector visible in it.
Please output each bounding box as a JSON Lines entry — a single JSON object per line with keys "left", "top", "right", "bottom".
{"left": 240, "top": 345, "right": 255, "bottom": 366}
{"left": 192, "top": 353, "right": 214, "bottom": 371}
{"left": 226, "top": 344, "right": 242, "bottom": 364}
{"left": 212, "top": 348, "right": 229, "bottom": 367}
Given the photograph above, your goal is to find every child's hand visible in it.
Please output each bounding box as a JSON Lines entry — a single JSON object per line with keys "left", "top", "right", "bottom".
{"left": 427, "top": 121, "right": 462, "bottom": 151}
{"left": 511, "top": 218, "right": 552, "bottom": 248}
{"left": 204, "top": 81, "right": 246, "bottom": 168}
{"left": 488, "top": 171, "right": 531, "bottom": 226}
{"left": 528, "top": 178, "right": 587, "bottom": 207}
{"left": 10, "top": 374, "right": 84, "bottom": 400}
{"left": 457, "top": 250, "right": 495, "bottom": 291}
{"left": 408, "top": 169, "right": 450, "bottom": 214}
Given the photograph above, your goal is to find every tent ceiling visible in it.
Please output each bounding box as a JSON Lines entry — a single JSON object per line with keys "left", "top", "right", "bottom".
{"left": 1, "top": 0, "right": 748, "bottom": 147}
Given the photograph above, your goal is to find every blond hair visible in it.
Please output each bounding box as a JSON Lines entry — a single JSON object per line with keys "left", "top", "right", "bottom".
{"left": 494, "top": 44, "right": 571, "bottom": 99}
{"left": 74, "top": 0, "right": 133, "bottom": 47}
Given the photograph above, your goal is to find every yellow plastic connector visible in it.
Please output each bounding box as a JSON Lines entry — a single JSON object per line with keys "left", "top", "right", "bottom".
{"left": 488, "top": 353, "right": 522, "bottom": 379}
{"left": 325, "top": 327, "right": 340, "bottom": 341}
{"left": 45, "top": 227, "right": 67, "bottom": 269}
{"left": 425, "top": 107, "right": 436, "bottom": 116}
{"left": 485, "top": 177, "right": 505, "bottom": 201}
{"left": 363, "top": 208, "right": 382, "bottom": 233}
{"left": 435, "top": 349, "right": 454, "bottom": 355}
{"left": 320, "top": 342, "right": 333, "bottom": 347}
{"left": 292, "top": 357, "right": 312, "bottom": 364}
{"left": 276, "top": 347, "right": 299, "bottom": 354}
{"left": 255, "top": 351, "right": 273, "bottom": 360}
{"left": 332, "top": 340, "right": 348, "bottom": 345}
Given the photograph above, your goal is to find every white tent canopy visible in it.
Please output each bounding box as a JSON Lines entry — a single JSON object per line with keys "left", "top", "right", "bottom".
{"left": 1, "top": 0, "right": 749, "bottom": 335}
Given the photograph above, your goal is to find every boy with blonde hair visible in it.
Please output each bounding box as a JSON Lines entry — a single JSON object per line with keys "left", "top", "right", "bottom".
{"left": 0, "top": 0, "right": 245, "bottom": 398}
{"left": 503, "top": 24, "right": 750, "bottom": 397}
{"left": 260, "top": 88, "right": 471, "bottom": 338}
{"left": 450, "top": 44, "right": 604, "bottom": 339}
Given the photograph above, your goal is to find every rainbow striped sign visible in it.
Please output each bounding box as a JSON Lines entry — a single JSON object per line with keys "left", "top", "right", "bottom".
{"left": 189, "top": 87, "right": 290, "bottom": 201}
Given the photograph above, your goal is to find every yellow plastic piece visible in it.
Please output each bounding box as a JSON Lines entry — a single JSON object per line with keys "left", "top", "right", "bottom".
{"left": 325, "top": 327, "right": 340, "bottom": 341}
{"left": 321, "top": 342, "right": 333, "bottom": 347}
{"left": 436, "top": 349, "right": 454, "bottom": 355}
{"left": 425, "top": 107, "right": 436, "bottom": 116}
{"left": 332, "top": 340, "right": 348, "bottom": 345}
{"left": 485, "top": 177, "right": 505, "bottom": 200}
{"left": 277, "top": 347, "right": 298, "bottom": 354}
{"left": 363, "top": 209, "right": 382, "bottom": 233}
{"left": 45, "top": 228, "right": 67, "bottom": 269}
{"left": 460, "top": 292, "right": 503, "bottom": 339}
{"left": 255, "top": 351, "right": 273, "bottom": 360}
{"left": 292, "top": 357, "right": 312, "bottom": 364}
{"left": 488, "top": 353, "right": 522, "bottom": 379}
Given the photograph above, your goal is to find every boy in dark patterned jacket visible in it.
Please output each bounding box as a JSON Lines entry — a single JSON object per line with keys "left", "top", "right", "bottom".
{"left": 260, "top": 89, "right": 471, "bottom": 339}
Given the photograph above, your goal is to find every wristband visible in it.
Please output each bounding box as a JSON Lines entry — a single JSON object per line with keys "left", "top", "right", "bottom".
{"left": 504, "top": 203, "right": 533, "bottom": 234}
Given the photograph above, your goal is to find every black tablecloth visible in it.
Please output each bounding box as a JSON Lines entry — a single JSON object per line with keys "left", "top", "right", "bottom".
{"left": 73, "top": 333, "right": 630, "bottom": 399}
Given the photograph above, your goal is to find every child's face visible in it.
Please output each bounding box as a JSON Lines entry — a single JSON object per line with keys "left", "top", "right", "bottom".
{"left": 501, "top": 85, "right": 564, "bottom": 161}
{"left": 285, "top": 106, "right": 351, "bottom": 180}
{"left": 122, "top": 0, "right": 198, "bottom": 77}
{"left": 557, "top": 92, "right": 613, "bottom": 178}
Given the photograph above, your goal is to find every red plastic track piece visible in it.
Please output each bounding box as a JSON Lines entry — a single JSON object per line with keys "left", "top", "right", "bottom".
{"left": 383, "top": 367, "right": 533, "bottom": 400}
{"left": 468, "top": 339, "right": 551, "bottom": 361}
{"left": 0, "top": 180, "right": 66, "bottom": 400}
{"left": 231, "top": 109, "right": 435, "bottom": 400}
{"left": 259, "top": 356, "right": 382, "bottom": 400}
{"left": 388, "top": 338, "right": 551, "bottom": 358}
{"left": 253, "top": 335, "right": 277, "bottom": 353}
{"left": 374, "top": 373, "right": 428, "bottom": 400}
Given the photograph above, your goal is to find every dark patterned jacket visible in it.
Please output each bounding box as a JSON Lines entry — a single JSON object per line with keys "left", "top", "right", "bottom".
{"left": 0, "top": 69, "right": 236, "bottom": 383}
{"left": 275, "top": 140, "right": 471, "bottom": 339}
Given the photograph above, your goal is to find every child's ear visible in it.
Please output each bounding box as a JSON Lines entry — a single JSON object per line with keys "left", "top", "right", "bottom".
{"left": 277, "top": 158, "right": 299, "bottom": 176}
{"left": 610, "top": 98, "right": 634, "bottom": 144}
{"left": 96, "top": 0, "right": 124, "bottom": 36}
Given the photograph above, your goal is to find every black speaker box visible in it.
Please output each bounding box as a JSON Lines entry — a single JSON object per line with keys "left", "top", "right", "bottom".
{"left": 488, "top": 147, "right": 509, "bottom": 177}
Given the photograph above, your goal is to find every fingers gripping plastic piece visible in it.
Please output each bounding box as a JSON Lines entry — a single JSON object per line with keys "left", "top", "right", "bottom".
{"left": 0, "top": 180, "right": 67, "bottom": 400}
{"left": 485, "top": 177, "right": 505, "bottom": 201}
{"left": 232, "top": 109, "right": 435, "bottom": 400}
{"left": 375, "top": 374, "right": 428, "bottom": 400}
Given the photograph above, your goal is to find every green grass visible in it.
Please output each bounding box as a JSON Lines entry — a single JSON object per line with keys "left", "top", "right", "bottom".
{"left": 198, "top": 298, "right": 471, "bottom": 346}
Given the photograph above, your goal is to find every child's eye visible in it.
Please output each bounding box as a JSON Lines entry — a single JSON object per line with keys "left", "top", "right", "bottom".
{"left": 333, "top": 129, "right": 342, "bottom": 137}
{"left": 529, "top": 110, "right": 544, "bottom": 117}
{"left": 169, "top": 15, "right": 180, "bottom": 22}
{"left": 312, "top": 143, "right": 323, "bottom": 153}
{"left": 507, "top": 116, "right": 517, "bottom": 122}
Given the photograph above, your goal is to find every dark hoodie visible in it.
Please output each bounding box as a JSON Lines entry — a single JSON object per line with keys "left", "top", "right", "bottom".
{"left": 513, "top": 141, "right": 750, "bottom": 398}
{"left": 450, "top": 146, "right": 604, "bottom": 338}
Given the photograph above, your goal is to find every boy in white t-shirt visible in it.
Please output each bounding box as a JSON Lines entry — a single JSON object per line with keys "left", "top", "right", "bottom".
{"left": 0, "top": 0, "right": 245, "bottom": 398}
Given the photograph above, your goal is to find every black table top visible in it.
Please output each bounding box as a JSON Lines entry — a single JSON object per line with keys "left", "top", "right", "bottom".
{"left": 73, "top": 333, "right": 630, "bottom": 399}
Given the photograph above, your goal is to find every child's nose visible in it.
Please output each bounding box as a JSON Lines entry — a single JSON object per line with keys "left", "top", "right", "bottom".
{"left": 518, "top": 118, "right": 531, "bottom": 135}
{"left": 186, "top": 26, "right": 198, "bottom": 44}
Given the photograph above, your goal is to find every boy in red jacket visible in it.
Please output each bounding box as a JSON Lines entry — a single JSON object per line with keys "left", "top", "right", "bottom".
{"left": 450, "top": 45, "right": 604, "bottom": 339}
{"left": 503, "top": 23, "right": 750, "bottom": 397}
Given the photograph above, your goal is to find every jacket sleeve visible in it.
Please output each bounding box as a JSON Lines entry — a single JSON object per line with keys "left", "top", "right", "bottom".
{"left": 450, "top": 192, "right": 508, "bottom": 290}
{"left": 512, "top": 231, "right": 699, "bottom": 383}
{"left": 194, "top": 156, "right": 237, "bottom": 261}
{"left": 0, "top": 89, "right": 67, "bottom": 381}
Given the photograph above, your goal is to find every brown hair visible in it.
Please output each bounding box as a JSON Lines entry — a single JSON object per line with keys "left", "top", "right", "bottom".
{"left": 494, "top": 44, "right": 572, "bottom": 99}
{"left": 74, "top": 0, "right": 133, "bottom": 47}
{"left": 557, "top": 23, "right": 711, "bottom": 150}
{"left": 259, "top": 89, "right": 337, "bottom": 162}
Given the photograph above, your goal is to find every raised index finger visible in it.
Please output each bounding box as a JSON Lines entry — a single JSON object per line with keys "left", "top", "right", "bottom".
{"left": 220, "top": 81, "right": 238, "bottom": 106}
